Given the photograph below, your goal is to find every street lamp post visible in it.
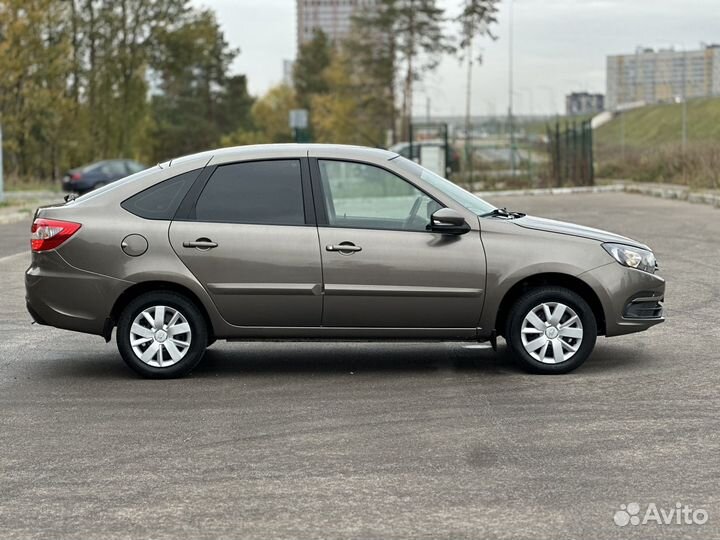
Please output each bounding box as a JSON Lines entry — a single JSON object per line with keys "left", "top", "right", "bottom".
{"left": 681, "top": 47, "right": 688, "bottom": 154}
{"left": 507, "top": 0, "right": 516, "bottom": 176}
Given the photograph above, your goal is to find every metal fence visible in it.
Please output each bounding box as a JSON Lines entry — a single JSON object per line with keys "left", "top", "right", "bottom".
{"left": 546, "top": 120, "right": 594, "bottom": 187}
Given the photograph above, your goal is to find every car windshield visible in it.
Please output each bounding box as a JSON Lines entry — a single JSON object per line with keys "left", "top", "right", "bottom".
{"left": 391, "top": 156, "right": 496, "bottom": 216}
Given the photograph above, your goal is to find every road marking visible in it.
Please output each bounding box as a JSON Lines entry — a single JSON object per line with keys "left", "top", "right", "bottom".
{"left": 0, "top": 252, "right": 28, "bottom": 264}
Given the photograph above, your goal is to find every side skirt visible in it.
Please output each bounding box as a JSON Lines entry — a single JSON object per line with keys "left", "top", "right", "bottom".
{"left": 223, "top": 327, "right": 482, "bottom": 341}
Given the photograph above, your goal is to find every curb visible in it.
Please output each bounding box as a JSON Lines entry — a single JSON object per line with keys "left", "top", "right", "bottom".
{"left": 476, "top": 182, "right": 720, "bottom": 209}
{"left": 0, "top": 211, "right": 33, "bottom": 225}
{"left": 475, "top": 185, "right": 625, "bottom": 197}
{"left": 0, "top": 197, "right": 62, "bottom": 225}
{"left": 4, "top": 191, "right": 60, "bottom": 201}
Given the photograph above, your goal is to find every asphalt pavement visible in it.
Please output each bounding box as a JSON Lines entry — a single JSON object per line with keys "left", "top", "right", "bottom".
{"left": 0, "top": 220, "right": 32, "bottom": 259}
{"left": 0, "top": 192, "right": 718, "bottom": 539}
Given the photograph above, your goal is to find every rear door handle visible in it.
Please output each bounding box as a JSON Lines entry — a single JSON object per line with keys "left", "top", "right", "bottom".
{"left": 326, "top": 242, "right": 362, "bottom": 254}
{"left": 183, "top": 238, "right": 218, "bottom": 250}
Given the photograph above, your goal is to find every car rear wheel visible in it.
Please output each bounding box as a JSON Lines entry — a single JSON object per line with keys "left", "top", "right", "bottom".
{"left": 505, "top": 286, "right": 597, "bottom": 374}
{"left": 116, "top": 291, "right": 207, "bottom": 378}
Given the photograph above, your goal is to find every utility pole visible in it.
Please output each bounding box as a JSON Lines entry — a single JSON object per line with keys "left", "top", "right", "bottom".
{"left": 465, "top": 34, "right": 474, "bottom": 184}
{"left": 681, "top": 47, "right": 688, "bottom": 154}
{"left": 507, "top": 0, "right": 516, "bottom": 176}
{"left": 0, "top": 123, "right": 4, "bottom": 203}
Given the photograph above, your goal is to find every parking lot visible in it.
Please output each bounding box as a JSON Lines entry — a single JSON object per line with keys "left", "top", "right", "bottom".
{"left": 0, "top": 192, "right": 718, "bottom": 539}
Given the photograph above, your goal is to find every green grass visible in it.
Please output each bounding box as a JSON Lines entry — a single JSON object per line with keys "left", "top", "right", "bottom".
{"left": 593, "top": 98, "right": 720, "bottom": 189}
{"left": 595, "top": 97, "right": 720, "bottom": 149}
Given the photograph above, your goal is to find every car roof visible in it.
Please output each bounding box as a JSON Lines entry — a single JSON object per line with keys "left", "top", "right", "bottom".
{"left": 159, "top": 144, "right": 398, "bottom": 169}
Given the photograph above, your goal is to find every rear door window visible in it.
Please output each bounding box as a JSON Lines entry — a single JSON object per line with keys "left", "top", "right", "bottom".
{"left": 194, "top": 160, "right": 305, "bottom": 225}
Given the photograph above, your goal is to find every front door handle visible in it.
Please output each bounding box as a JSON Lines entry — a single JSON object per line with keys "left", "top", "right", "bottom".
{"left": 326, "top": 242, "right": 362, "bottom": 254}
{"left": 183, "top": 238, "right": 218, "bottom": 250}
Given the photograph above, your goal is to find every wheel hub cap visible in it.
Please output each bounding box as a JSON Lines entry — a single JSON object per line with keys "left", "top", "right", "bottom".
{"left": 545, "top": 326, "right": 559, "bottom": 339}
{"left": 520, "top": 302, "right": 583, "bottom": 364}
{"left": 130, "top": 305, "right": 192, "bottom": 368}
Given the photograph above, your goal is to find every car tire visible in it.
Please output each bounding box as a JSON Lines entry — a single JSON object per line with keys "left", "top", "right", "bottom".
{"left": 505, "top": 286, "right": 597, "bottom": 374}
{"left": 116, "top": 291, "right": 208, "bottom": 379}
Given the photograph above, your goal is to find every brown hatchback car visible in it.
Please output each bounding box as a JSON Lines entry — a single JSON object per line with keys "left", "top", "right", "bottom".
{"left": 26, "top": 144, "right": 665, "bottom": 378}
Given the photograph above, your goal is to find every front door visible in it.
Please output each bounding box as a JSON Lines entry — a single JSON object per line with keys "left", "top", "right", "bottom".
{"left": 312, "top": 158, "right": 486, "bottom": 330}
{"left": 169, "top": 159, "right": 322, "bottom": 327}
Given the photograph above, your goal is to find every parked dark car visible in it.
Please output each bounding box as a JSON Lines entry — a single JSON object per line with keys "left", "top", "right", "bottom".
{"left": 62, "top": 159, "right": 146, "bottom": 194}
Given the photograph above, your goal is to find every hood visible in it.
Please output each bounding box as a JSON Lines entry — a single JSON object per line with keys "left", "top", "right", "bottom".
{"left": 513, "top": 215, "right": 650, "bottom": 250}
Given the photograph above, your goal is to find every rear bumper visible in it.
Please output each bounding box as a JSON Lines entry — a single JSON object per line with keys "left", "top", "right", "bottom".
{"left": 25, "top": 250, "right": 130, "bottom": 336}
{"left": 579, "top": 262, "right": 666, "bottom": 337}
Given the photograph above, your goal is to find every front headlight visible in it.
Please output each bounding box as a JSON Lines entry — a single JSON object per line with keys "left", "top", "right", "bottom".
{"left": 602, "top": 243, "right": 657, "bottom": 274}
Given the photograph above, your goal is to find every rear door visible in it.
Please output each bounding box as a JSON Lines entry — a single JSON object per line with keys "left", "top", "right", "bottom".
{"left": 310, "top": 157, "right": 486, "bottom": 332}
{"left": 169, "top": 158, "right": 323, "bottom": 327}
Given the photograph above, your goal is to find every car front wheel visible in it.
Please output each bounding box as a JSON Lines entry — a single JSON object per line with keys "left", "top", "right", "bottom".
{"left": 505, "top": 286, "right": 597, "bottom": 374}
{"left": 116, "top": 291, "right": 208, "bottom": 378}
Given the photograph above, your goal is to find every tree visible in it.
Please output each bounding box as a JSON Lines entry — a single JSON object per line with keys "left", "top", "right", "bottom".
{"left": 292, "top": 29, "right": 332, "bottom": 110}
{"left": 221, "top": 84, "right": 296, "bottom": 146}
{"left": 67, "top": 0, "right": 189, "bottom": 159}
{"left": 0, "top": 0, "right": 253, "bottom": 181}
{"left": 310, "top": 49, "right": 388, "bottom": 147}
{"left": 351, "top": 0, "right": 454, "bottom": 142}
{"left": 343, "top": 15, "right": 397, "bottom": 144}
{"left": 456, "top": 0, "right": 499, "bottom": 178}
{"left": 149, "top": 9, "right": 251, "bottom": 161}
{"left": 0, "top": 0, "right": 75, "bottom": 179}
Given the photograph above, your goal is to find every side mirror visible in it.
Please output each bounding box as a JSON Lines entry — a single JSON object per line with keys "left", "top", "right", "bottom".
{"left": 429, "top": 208, "right": 470, "bottom": 235}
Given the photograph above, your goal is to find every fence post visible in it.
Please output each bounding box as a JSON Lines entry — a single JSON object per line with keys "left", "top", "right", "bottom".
{"left": 579, "top": 122, "right": 585, "bottom": 185}
{"left": 588, "top": 120, "right": 595, "bottom": 186}
{"left": 564, "top": 122, "right": 570, "bottom": 186}
{"left": 573, "top": 120, "right": 579, "bottom": 185}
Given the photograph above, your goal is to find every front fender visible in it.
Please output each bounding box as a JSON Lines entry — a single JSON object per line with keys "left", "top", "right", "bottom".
{"left": 478, "top": 219, "right": 609, "bottom": 333}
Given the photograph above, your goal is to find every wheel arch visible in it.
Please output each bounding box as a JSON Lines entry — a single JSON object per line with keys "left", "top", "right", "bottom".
{"left": 104, "top": 281, "right": 215, "bottom": 342}
{"left": 494, "top": 272, "right": 606, "bottom": 337}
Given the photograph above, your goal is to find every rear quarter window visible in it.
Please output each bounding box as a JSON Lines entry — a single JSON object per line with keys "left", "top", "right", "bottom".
{"left": 121, "top": 169, "right": 200, "bottom": 220}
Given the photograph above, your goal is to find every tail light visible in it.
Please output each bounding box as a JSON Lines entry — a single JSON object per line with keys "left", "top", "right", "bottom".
{"left": 70, "top": 173, "right": 82, "bottom": 181}
{"left": 31, "top": 218, "right": 81, "bottom": 252}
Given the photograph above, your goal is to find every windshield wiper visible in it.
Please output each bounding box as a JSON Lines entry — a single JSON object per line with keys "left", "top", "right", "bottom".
{"left": 481, "top": 207, "right": 526, "bottom": 219}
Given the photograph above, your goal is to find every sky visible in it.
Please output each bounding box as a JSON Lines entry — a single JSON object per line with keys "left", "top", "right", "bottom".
{"left": 194, "top": 0, "right": 719, "bottom": 116}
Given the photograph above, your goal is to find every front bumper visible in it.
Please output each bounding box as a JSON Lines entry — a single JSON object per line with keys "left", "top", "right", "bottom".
{"left": 579, "top": 262, "right": 665, "bottom": 337}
